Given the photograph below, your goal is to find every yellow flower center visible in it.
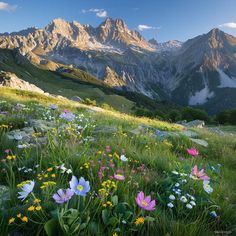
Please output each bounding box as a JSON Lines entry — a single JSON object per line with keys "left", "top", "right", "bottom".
{"left": 77, "top": 185, "right": 84, "bottom": 191}
{"left": 141, "top": 200, "right": 148, "bottom": 207}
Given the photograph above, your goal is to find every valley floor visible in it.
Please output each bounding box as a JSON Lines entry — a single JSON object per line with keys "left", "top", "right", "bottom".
{"left": 0, "top": 88, "right": 236, "bottom": 236}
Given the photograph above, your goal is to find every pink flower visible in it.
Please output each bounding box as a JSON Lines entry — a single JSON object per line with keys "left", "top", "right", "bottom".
{"left": 63, "top": 109, "right": 69, "bottom": 113}
{"left": 98, "top": 171, "right": 103, "bottom": 179}
{"left": 191, "top": 165, "right": 210, "bottom": 180}
{"left": 105, "top": 146, "right": 111, "bottom": 153}
{"left": 187, "top": 148, "right": 199, "bottom": 156}
{"left": 114, "top": 174, "right": 125, "bottom": 181}
{"left": 136, "top": 191, "right": 156, "bottom": 211}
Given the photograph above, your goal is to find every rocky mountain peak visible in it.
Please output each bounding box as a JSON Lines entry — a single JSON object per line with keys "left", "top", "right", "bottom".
{"left": 148, "top": 38, "right": 158, "bottom": 46}
{"left": 45, "top": 18, "right": 72, "bottom": 37}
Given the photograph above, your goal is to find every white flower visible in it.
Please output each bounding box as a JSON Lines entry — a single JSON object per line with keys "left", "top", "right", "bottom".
{"left": 175, "top": 183, "right": 180, "bottom": 187}
{"left": 169, "top": 194, "right": 176, "bottom": 200}
{"left": 172, "top": 171, "right": 179, "bottom": 175}
{"left": 14, "top": 134, "right": 23, "bottom": 141}
{"left": 120, "top": 155, "right": 128, "bottom": 162}
{"left": 182, "top": 179, "right": 187, "bottom": 183}
{"left": 203, "top": 180, "right": 213, "bottom": 194}
{"left": 190, "top": 201, "right": 196, "bottom": 206}
{"left": 18, "top": 181, "right": 35, "bottom": 201}
{"left": 180, "top": 196, "right": 188, "bottom": 203}
{"left": 186, "top": 203, "right": 193, "bottom": 209}
{"left": 167, "top": 202, "right": 174, "bottom": 208}
{"left": 66, "top": 169, "right": 72, "bottom": 174}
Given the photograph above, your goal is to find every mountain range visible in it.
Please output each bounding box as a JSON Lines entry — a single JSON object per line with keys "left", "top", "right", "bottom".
{"left": 1, "top": 17, "right": 236, "bottom": 114}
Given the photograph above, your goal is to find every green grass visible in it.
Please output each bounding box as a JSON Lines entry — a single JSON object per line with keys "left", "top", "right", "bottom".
{"left": 0, "top": 89, "right": 235, "bottom": 236}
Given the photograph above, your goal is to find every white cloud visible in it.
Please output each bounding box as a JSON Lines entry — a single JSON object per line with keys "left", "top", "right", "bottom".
{"left": 0, "top": 1, "right": 17, "bottom": 12}
{"left": 96, "top": 10, "right": 107, "bottom": 18}
{"left": 219, "top": 22, "right": 236, "bottom": 29}
{"left": 82, "top": 8, "right": 108, "bottom": 18}
{"left": 138, "top": 24, "right": 160, "bottom": 31}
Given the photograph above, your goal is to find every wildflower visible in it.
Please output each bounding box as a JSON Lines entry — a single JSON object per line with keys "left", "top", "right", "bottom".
{"left": 134, "top": 217, "right": 145, "bottom": 225}
{"left": 190, "top": 201, "right": 196, "bottom": 206}
{"left": 175, "top": 183, "right": 180, "bottom": 187}
{"left": 136, "top": 191, "right": 156, "bottom": 211}
{"left": 49, "top": 104, "right": 58, "bottom": 109}
{"left": 70, "top": 176, "right": 90, "bottom": 196}
{"left": 14, "top": 134, "right": 23, "bottom": 141}
{"left": 59, "top": 112, "right": 76, "bottom": 121}
{"left": 18, "top": 181, "right": 35, "bottom": 201}
{"left": 53, "top": 189, "right": 74, "bottom": 204}
{"left": 35, "top": 206, "right": 42, "bottom": 211}
{"left": 167, "top": 202, "right": 174, "bottom": 208}
{"left": 21, "top": 216, "right": 28, "bottom": 223}
{"left": 187, "top": 148, "right": 199, "bottom": 157}
{"left": 17, "top": 213, "right": 22, "bottom": 218}
{"left": 112, "top": 233, "right": 118, "bottom": 236}
{"left": 169, "top": 195, "right": 176, "bottom": 200}
{"left": 114, "top": 174, "right": 125, "bottom": 181}
{"left": 180, "top": 196, "right": 188, "bottom": 203}
{"left": 120, "top": 155, "right": 128, "bottom": 162}
{"left": 47, "top": 167, "right": 53, "bottom": 172}
{"left": 186, "top": 203, "right": 193, "bottom": 209}
{"left": 203, "top": 180, "right": 213, "bottom": 194}
{"left": 172, "top": 171, "right": 179, "bottom": 175}
{"left": 8, "top": 218, "right": 15, "bottom": 224}
{"left": 34, "top": 198, "right": 41, "bottom": 203}
{"left": 28, "top": 206, "right": 35, "bottom": 211}
{"left": 6, "top": 155, "right": 16, "bottom": 160}
{"left": 191, "top": 165, "right": 210, "bottom": 180}
{"left": 210, "top": 211, "right": 217, "bottom": 218}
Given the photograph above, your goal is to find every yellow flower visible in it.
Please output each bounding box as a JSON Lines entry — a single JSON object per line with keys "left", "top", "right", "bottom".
{"left": 134, "top": 217, "right": 145, "bottom": 225}
{"left": 8, "top": 217, "right": 15, "bottom": 224}
{"left": 35, "top": 206, "right": 42, "bottom": 211}
{"left": 51, "top": 174, "right": 56, "bottom": 178}
{"left": 17, "top": 213, "right": 22, "bottom": 218}
{"left": 6, "top": 155, "right": 16, "bottom": 160}
{"left": 97, "top": 151, "right": 102, "bottom": 155}
{"left": 112, "top": 233, "right": 118, "bottom": 236}
{"left": 28, "top": 206, "right": 35, "bottom": 211}
{"left": 34, "top": 198, "right": 41, "bottom": 203}
{"left": 47, "top": 167, "right": 53, "bottom": 172}
{"left": 21, "top": 216, "right": 28, "bottom": 223}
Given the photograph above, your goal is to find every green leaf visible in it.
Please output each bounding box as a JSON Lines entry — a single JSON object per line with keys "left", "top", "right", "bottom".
{"left": 111, "top": 195, "right": 118, "bottom": 206}
{"left": 44, "top": 219, "right": 59, "bottom": 236}
{"left": 102, "top": 209, "right": 110, "bottom": 225}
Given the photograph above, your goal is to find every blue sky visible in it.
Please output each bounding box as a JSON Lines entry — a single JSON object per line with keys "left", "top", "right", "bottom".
{"left": 0, "top": 0, "right": 236, "bottom": 42}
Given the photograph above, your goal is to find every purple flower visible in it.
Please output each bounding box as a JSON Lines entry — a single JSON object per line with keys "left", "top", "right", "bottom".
{"left": 59, "top": 112, "right": 76, "bottom": 121}
{"left": 49, "top": 104, "right": 58, "bottom": 110}
{"left": 135, "top": 191, "right": 156, "bottom": 211}
{"left": 69, "top": 176, "right": 90, "bottom": 196}
{"left": 0, "top": 111, "right": 8, "bottom": 115}
{"left": 53, "top": 189, "right": 74, "bottom": 204}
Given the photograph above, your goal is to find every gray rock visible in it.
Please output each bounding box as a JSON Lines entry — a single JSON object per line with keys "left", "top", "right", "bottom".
{"left": 180, "top": 130, "right": 199, "bottom": 138}
{"left": 190, "top": 138, "right": 208, "bottom": 147}
{"left": 71, "top": 96, "right": 84, "bottom": 102}
{"left": 184, "top": 120, "right": 205, "bottom": 128}
{"left": 94, "top": 126, "right": 118, "bottom": 134}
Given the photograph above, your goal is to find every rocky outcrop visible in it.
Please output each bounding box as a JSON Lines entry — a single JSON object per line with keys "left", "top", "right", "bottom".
{"left": 0, "top": 71, "right": 44, "bottom": 94}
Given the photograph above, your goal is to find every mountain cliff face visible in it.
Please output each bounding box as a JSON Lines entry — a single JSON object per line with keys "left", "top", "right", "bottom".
{"left": 1, "top": 18, "right": 236, "bottom": 113}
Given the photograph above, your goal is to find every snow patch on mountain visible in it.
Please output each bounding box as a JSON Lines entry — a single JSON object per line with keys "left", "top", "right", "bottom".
{"left": 189, "top": 85, "right": 214, "bottom": 105}
{"left": 217, "top": 69, "right": 236, "bottom": 88}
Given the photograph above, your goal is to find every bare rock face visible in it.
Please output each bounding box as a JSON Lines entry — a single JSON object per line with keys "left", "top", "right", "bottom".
{"left": 0, "top": 71, "right": 44, "bottom": 94}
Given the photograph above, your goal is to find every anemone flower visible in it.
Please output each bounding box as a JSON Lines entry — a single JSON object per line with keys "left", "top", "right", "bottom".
{"left": 136, "top": 191, "right": 156, "bottom": 211}
{"left": 69, "top": 176, "right": 90, "bottom": 196}
{"left": 114, "top": 174, "right": 125, "bottom": 181}
{"left": 191, "top": 165, "right": 210, "bottom": 180}
{"left": 203, "top": 180, "right": 213, "bottom": 194}
{"left": 53, "top": 189, "right": 74, "bottom": 204}
{"left": 120, "top": 155, "right": 128, "bottom": 162}
{"left": 18, "top": 181, "right": 35, "bottom": 201}
{"left": 187, "top": 148, "right": 199, "bottom": 157}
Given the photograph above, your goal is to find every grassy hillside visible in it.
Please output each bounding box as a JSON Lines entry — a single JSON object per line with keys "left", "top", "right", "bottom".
{"left": 0, "top": 88, "right": 235, "bottom": 235}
